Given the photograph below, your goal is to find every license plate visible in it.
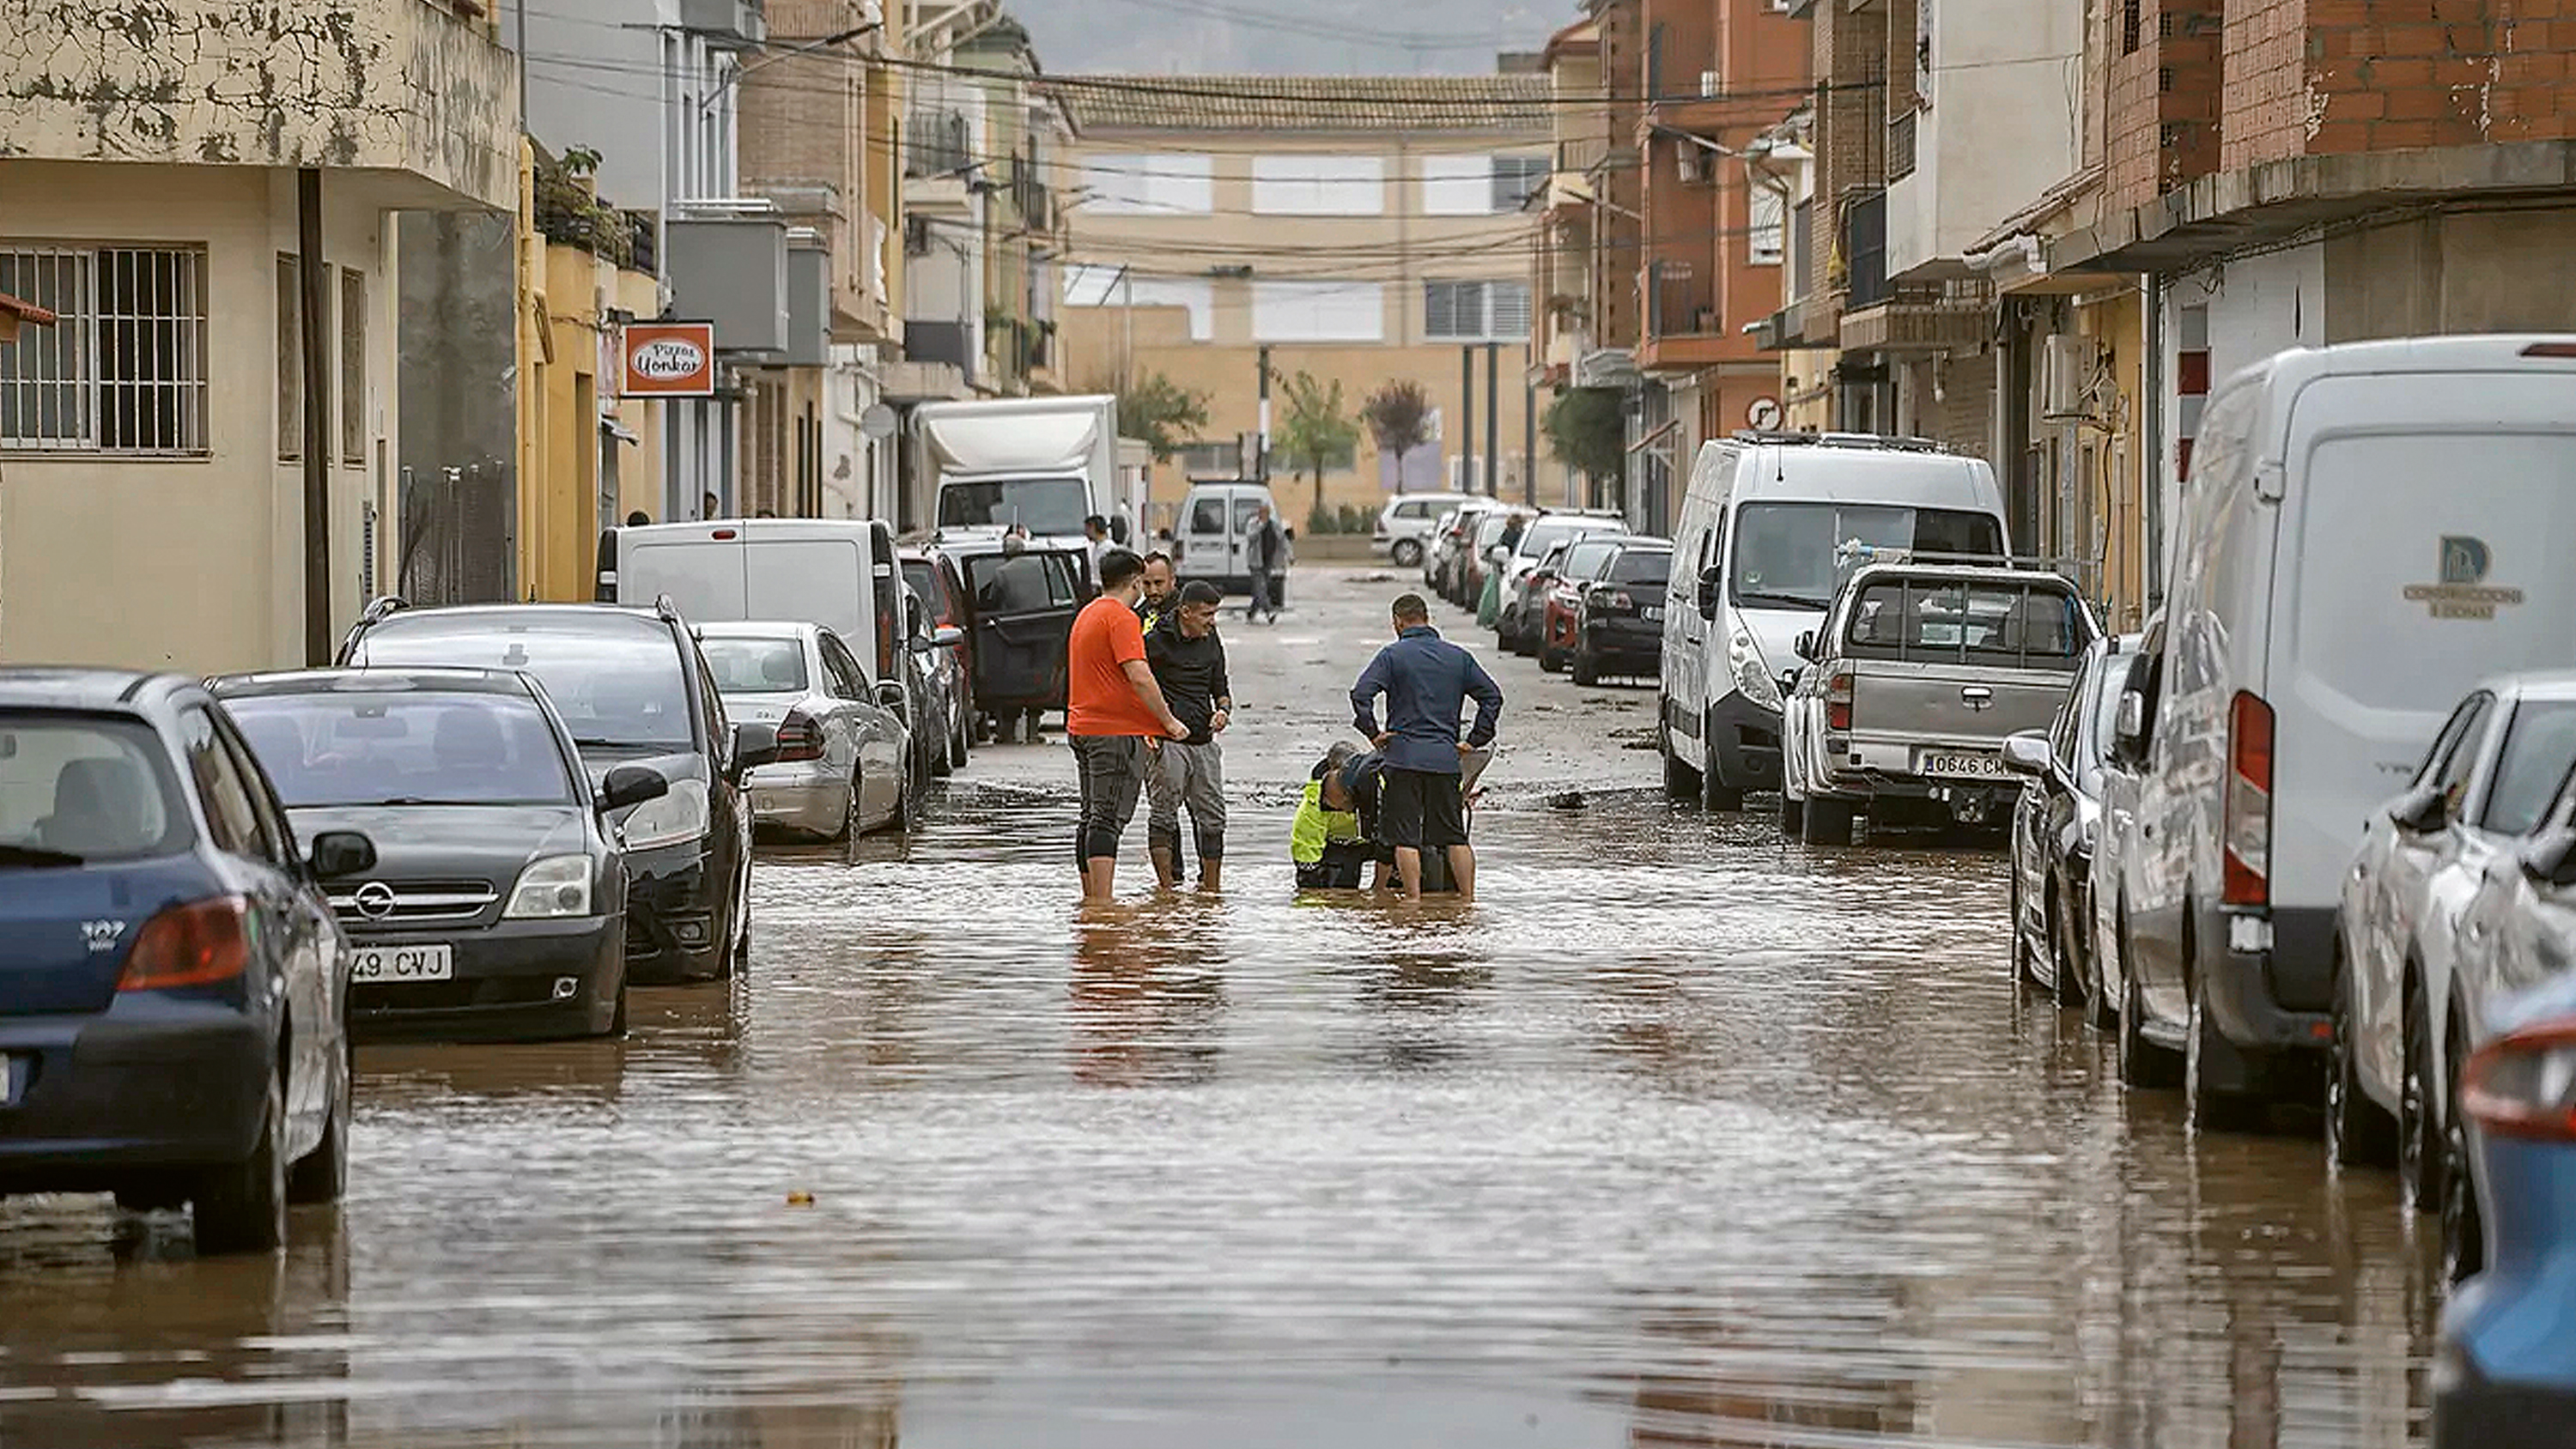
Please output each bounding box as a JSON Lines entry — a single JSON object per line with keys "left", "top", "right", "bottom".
{"left": 349, "top": 944, "right": 454, "bottom": 982}
{"left": 1642, "top": 606, "right": 1664, "bottom": 621}
{"left": 1923, "top": 751, "right": 2008, "bottom": 778}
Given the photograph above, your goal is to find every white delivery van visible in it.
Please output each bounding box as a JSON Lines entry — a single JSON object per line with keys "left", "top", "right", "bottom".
{"left": 1173, "top": 481, "right": 1279, "bottom": 593}
{"left": 914, "top": 395, "right": 1121, "bottom": 548}
{"left": 1659, "top": 432, "right": 2008, "bottom": 810}
{"left": 2107, "top": 336, "right": 2576, "bottom": 1124}
{"left": 609, "top": 518, "right": 902, "bottom": 697}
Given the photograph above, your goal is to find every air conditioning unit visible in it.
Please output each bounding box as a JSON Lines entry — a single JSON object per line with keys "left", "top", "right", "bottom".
{"left": 1699, "top": 70, "right": 1722, "bottom": 98}
{"left": 2040, "top": 334, "right": 2093, "bottom": 419}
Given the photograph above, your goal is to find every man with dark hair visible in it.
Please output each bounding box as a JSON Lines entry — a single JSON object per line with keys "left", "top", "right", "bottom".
{"left": 1244, "top": 503, "right": 1285, "bottom": 624}
{"left": 1084, "top": 514, "right": 1112, "bottom": 581}
{"left": 1143, "top": 579, "right": 1233, "bottom": 889}
{"left": 1066, "top": 546, "right": 1189, "bottom": 901}
{"left": 1135, "top": 551, "right": 1176, "bottom": 633}
{"left": 1351, "top": 592, "right": 1503, "bottom": 900}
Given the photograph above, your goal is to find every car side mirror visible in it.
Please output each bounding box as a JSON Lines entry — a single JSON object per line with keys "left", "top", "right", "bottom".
{"left": 1695, "top": 566, "right": 1720, "bottom": 621}
{"left": 931, "top": 623, "right": 964, "bottom": 649}
{"left": 1487, "top": 545, "right": 1509, "bottom": 564}
{"left": 2000, "top": 731, "right": 2055, "bottom": 779}
{"left": 2390, "top": 783, "right": 2451, "bottom": 835}
{"left": 1794, "top": 629, "right": 1817, "bottom": 661}
{"left": 598, "top": 764, "right": 670, "bottom": 813}
{"left": 731, "top": 720, "right": 781, "bottom": 773}
{"left": 2114, "top": 691, "right": 2145, "bottom": 749}
{"left": 877, "top": 680, "right": 908, "bottom": 716}
{"left": 2520, "top": 829, "right": 2576, "bottom": 888}
{"left": 307, "top": 830, "right": 376, "bottom": 879}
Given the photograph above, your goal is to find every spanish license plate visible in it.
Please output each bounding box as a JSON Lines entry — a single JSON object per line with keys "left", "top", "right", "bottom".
{"left": 1642, "top": 606, "right": 1664, "bottom": 621}
{"left": 349, "top": 944, "right": 454, "bottom": 982}
{"left": 1923, "top": 751, "right": 2008, "bottom": 778}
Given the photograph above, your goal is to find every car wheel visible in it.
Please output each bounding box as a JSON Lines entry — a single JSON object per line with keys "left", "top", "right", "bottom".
{"left": 2326, "top": 961, "right": 2398, "bottom": 1167}
{"left": 1572, "top": 649, "right": 1601, "bottom": 687}
{"left": 2081, "top": 892, "right": 2118, "bottom": 1031}
{"left": 194, "top": 1064, "right": 287, "bottom": 1255}
{"left": 284, "top": 1035, "right": 349, "bottom": 1207}
{"left": 1803, "top": 797, "right": 1856, "bottom": 846}
{"left": 2009, "top": 870, "right": 2034, "bottom": 986}
{"left": 1699, "top": 715, "right": 1745, "bottom": 812}
{"left": 2050, "top": 885, "right": 2085, "bottom": 1009}
{"left": 2439, "top": 1025, "right": 2485, "bottom": 1285}
{"left": 2187, "top": 969, "right": 2264, "bottom": 1132}
{"left": 1540, "top": 644, "right": 1564, "bottom": 673}
{"left": 950, "top": 709, "right": 971, "bottom": 769}
{"left": 827, "top": 773, "right": 857, "bottom": 843}
{"left": 1392, "top": 539, "right": 1423, "bottom": 567}
{"left": 2117, "top": 906, "right": 2183, "bottom": 1088}
{"left": 2401, "top": 987, "right": 2442, "bottom": 1210}
{"left": 1660, "top": 718, "right": 1700, "bottom": 799}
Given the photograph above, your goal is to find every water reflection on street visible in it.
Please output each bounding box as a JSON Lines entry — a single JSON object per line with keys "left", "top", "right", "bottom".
{"left": 0, "top": 781, "right": 2433, "bottom": 1447}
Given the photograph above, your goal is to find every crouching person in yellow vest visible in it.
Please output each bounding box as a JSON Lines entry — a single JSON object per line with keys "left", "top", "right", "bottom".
{"left": 1291, "top": 743, "right": 1391, "bottom": 890}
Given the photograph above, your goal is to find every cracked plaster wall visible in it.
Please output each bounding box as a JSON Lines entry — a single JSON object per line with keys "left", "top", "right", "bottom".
{"left": 0, "top": 0, "right": 517, "bottom": 210}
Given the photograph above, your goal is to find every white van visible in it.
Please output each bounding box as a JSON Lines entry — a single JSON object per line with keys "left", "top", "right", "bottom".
{"left": 1659, "top": 433, "right": 2008, "bottom": 809}
{"left": 1173, "top": 481, "right": 1280, "bottom": 592}
{"left": 609, "top": 518, "right": 902, "bottom": 694}
{"left": 2106, "top": 336, "right": 2576, "bottom": 1124}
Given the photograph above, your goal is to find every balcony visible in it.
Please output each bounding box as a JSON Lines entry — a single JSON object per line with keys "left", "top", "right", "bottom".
{"left": 0, "top": 0, "right": 519, "bottom": 211}
{"left": 1838, "top": 282, "right": 1990, "bottom": 353}
{"left": 1887, "top": 110, "right": 1917, "bottom": 184}
{"left": 1640, "top": 261, "right": 1740, "bottom": 372}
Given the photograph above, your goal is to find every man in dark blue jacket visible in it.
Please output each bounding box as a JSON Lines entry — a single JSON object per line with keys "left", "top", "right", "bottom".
{"left": 1350, "top": 592, "right": 1504, "bottom": 900}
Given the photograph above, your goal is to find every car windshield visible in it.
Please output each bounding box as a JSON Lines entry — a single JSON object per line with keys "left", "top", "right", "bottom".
{"left": 1562, "top": 541, "right": 1623, "bottom": 581}
{"left": 1731, "top": 503, "right": 2006, "bottom": 610}
{"left": 2483, "top": 700, "right": 2576, "bottom": 835}
{"left": 226, "top": 691, "right": 577, "bottom": 808}
{"left": 901, "top": 561, "right": 949, "bottom": 624}
{"left": 699, "top": 636, "right": 811, "bottom": 696}
{"left": 1473, "top": 513, "right": 1518, "bottom": 549}
{"left": 1517, "top": 520, "right": 1618, "bottom": 560}
{"left": 355, "top": 618, "right": 695, "bottom": 752}
{"left": 1608, "top": 549, "right": 1673, "bottom": 585}
{"left": 938, "top": 476, "right": 1090, "bottom": 536}
{"left": 0, "top": 713, "right": 189, "bottom": 865}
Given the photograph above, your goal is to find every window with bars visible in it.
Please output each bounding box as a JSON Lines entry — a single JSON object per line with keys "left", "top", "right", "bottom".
{"left": 0, "top": 246, "right": 208, "bottom": 455}
{"left": 341, "top": 269, "right": 367, "bottom": 464}
{"left": 1424, "top": 280, "right": 1532, "bottom": 342}
{"left": 276, "top": 255, "right": 301, "bottom": 460}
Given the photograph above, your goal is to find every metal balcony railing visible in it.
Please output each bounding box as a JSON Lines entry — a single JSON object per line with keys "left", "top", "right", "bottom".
{"left": 1843, "top": 191, "right": 1888, "bottom": 309}
{"left": 1887, "top": 110, "right": 1918, "bottom": 183}
{"left": 1645, "top": 262, "right": 1720, "bottom": 337}
{"left": 904, "top": 111, "right": 970, "bottom": 179}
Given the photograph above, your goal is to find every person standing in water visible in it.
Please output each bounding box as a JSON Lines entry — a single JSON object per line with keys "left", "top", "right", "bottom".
{"left": 1350, "top": 593, "right": 1503, "bottom": 901}
{"left": 1066, "top": 548, "right": 1189, "bottom": 901}
{"left": 1142, "top": 580, "right": 1233, "bottom": 890}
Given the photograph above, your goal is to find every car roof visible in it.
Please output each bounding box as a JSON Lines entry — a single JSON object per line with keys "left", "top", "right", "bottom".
{"left": 365, "top": 603, "right": 671, "bottom": 632}
{"left": 0, "top": 666, "right": 175, "bottom": 711}
{"left": 696, "top": 620, "right": 823, "bottom": 640}
{"left": 1611, "top": 537, "right": 1674, "bottom": 550}
{"left": 212, "top": 667, "right": 538, "bottom": 699}
{"left": 1845, "top": 562, "right": 2082, "bottom": 591}
{"left": 2480, "top": 669, "right": 2576, "bottom": 704}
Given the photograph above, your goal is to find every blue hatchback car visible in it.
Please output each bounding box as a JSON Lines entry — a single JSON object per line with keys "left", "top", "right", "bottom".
{"left": 2434, "top": 969, "right": 2576, "bottom": 1442}
{"left": 0, "top": 670, "right": 376, "bottom": 1254}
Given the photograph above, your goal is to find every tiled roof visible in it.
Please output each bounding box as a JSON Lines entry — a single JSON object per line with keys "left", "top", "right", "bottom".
{"left": 1051, "top": 74, "right": 1552, "bottom": 135}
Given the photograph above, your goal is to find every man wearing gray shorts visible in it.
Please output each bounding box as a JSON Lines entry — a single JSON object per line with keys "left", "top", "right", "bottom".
{"left": 1144, "top": 580, "right": 1234, "bottom": 890}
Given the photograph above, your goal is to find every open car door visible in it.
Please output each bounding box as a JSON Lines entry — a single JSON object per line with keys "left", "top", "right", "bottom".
{"left": 959, "top": 548, "right": 1084, "bottom": 741}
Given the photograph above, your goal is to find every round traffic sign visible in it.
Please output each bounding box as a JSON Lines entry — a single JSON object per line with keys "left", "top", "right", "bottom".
{"left": 1747, "top": 396, "right": 1783, "bottom": 429}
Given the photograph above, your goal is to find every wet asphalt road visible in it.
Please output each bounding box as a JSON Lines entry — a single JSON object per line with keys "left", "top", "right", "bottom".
{"left": 0, "top": 567, "right": 2439, "bottom": 1448}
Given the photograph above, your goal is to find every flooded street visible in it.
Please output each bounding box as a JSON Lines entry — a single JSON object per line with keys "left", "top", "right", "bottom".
{"left": 1, "top": 568, "right": 2436, "bottom": 1448}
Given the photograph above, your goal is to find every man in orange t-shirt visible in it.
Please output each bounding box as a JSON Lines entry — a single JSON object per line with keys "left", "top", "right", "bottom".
{"left": 1067, "top": 547, "right": 1188, "bottom": 900}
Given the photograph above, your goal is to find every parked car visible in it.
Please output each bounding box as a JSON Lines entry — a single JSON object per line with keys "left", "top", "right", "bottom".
{"left": 698, "top": 622, "right": 919, "bottom": 839}
{"left": 2332, "top": 676, "right": 2576, "bottom": 1216}
{"left": 2431, "top": 970, "right": 2576, "bottom": 1442}
{"left": 2106, "top": 336, "right": 2576, "bottom": 1131}
{"left": 942, "top": 537, "right": 1087, "bottom": 743}
{"left": 2091, "top": 612, "right": 2171, "bottom": 1088}
{"left": 2002, "top": 634, "right": 2141, "bottom": 1019}
{"left": 215, "top": 668, "right": 665, "bottom": 1041}
{"left": 1498, "top": 518, "right": 1628, "bottom": 654}
{"left": 1778, "top": 561, "right": 2096, "bottom": 845}
{"left": 338, "top": 599, "right": 777, "bottom": 984}
{"left": 1537, "top": 537, "right": 1631, "bottom": 671}
{"left": 1564, "top": 540, "right": 1674, "bottom": 687}
{"left": 0, "top": 669, "right": 377, "bottom": 1254}
{"left": 1662, "top": 431, "right": 2008, "bottom": 812}
{"left": 1461, "top": 507, "right": 1528, "bottom": 609}
{"left": 900, "top": 547, "right": 976, "bottom": 771}
{"left": 1432, "top": 502, "right": 1497, "bottom": 601}
{"left": 1376, "top": 492, "right": 1473, "bottom": 568}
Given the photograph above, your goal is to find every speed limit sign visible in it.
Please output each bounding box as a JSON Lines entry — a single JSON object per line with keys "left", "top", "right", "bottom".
{"left": 1747, "top": 396, "right": 1783, "bottom": 429}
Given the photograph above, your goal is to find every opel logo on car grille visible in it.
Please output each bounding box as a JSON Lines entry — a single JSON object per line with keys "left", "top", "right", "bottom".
{"left": 353, "top": 882, "right": 398, "bottom": 920}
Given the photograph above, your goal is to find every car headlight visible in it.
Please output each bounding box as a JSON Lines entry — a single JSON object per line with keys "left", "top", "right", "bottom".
{"left": 1728, "top": 626, "right": 1783, "bottom": 711}
{"left": 619, "top": 777, "right": 710, "bottom": 851}
{"left": 503, "top": 854, "right": 596, "bottom": 919}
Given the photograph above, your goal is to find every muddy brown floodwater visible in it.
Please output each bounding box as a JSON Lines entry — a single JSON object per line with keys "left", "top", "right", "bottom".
{"left": 1, "top": 568, "right": 2437, "bottom": 1448}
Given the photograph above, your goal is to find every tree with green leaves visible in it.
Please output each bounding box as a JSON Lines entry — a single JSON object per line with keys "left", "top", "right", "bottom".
{"left": 1360, "top": 379, "right": 1433, "bottom": 461}
{"left": 1544, "top": 387, "right": 1627, "bottom": 508}
{"left": 1092, "top": 371, "right": 1211, "bottom": 463}
{"left": 1273, "top": 369, "right": 1362, "bottom": 518}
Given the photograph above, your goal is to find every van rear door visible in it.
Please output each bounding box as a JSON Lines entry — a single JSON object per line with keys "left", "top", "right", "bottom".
{"left": 1844, "top": 575, "right": 2090, "bottom": 764}
{"left": 622, "top": 535, "right": 747, "bottom": 627}
{"left": 744, "top": 537, "right": 870, "bottom": 646}
{"left": 2271, "top": 372, "right": 2576, "bottom": 919}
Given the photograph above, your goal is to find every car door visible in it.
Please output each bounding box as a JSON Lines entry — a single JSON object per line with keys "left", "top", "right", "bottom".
{"left": 2353, "top": 694, "right": 2491, "bottom": 1088}
{"left": 963, "top": 549, "right": 1082, "bottom": 712}
{"left": 1181, "top": 491, "right": 1232, "bottom": 580}
{"left": 213, "top": 707, "right": 348, "bottom": 1153}
{"left": 2119, "top": 626, "right": 2194, "bottom": 1025}
{"left": 821, "top": 631, "right": 899, "bottom": 826}
{"left": 179, "top": 703, "right": 328, "bottom": 1155}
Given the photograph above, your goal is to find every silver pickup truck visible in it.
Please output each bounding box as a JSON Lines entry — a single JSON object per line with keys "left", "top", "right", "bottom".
{"left": 1779, "top": 561, "right": 2099, "bottom": 844}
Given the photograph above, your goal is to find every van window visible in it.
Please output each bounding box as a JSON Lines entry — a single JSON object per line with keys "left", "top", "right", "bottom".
{"left": 1731, "top": 504, "right": 2005, "bottom": 610}
{"left": 1233, "top": 497, "right": 1265, "bottom": 534}
{"left": 1188, "top": 495, "right": 1228, "bottom": 534}
{"left": 2482, "top": 700, "right": 2576, "bottom": 835}
{"left": 939, "top": 476, "right": 1090, "bottom": 536}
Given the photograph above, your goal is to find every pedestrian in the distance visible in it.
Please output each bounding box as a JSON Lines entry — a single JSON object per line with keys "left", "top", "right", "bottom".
{"left": 1066, "top": 548, "right": 1189, "bottom": 902}
{"left": 702, "top": 491, "right": 720, "bottom": 522}
{"left": 1244, "top": 504, "right": 1285, "bottom": 624}
{"left": 1350, "top": 593, "right": 1503, "bottom": 901}
{"left": 1084, "top": 515, "right": 1112, "bottom": 582}
{"left": 1135, "top": 551, "right": 1176, "bottom": 634}
{"left": 1143, "top": 580, "right": 1233, "bottom": 890}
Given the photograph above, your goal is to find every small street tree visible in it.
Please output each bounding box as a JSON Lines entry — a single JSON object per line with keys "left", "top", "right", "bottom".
{"left": 1094, "top": 370, "right": 1211, "bottom": 463}
{"left": 1544, "top": 387, "right": 1627, "bottom": 511}
{"left": 1273, "top": 369, "right": 1362, "bottom": 524}
{"left": 1360, "top": 379, "right": 1433, "bottom": 461}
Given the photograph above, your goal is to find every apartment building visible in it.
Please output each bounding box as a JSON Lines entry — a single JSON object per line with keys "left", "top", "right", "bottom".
{"left": 1054, "top": 71, "right": 1554, "bottom": 519}
{"left": 0, "top": 0, "right": 518, "bottom": 671}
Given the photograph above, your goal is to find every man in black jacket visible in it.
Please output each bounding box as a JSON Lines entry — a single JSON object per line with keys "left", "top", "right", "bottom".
{"left": 1144, "top": 580, "right": 1234, "bottom": 888}
{"left": 1244, "top": 504, "right": 1285, "bottom": 624}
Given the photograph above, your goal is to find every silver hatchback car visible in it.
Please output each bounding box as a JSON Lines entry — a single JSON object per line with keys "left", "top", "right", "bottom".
{"left": 696, "top": 622, "right": 916, "bottom": 840}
